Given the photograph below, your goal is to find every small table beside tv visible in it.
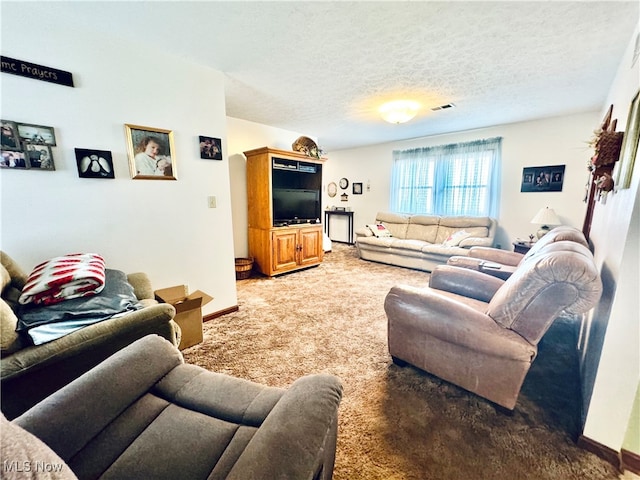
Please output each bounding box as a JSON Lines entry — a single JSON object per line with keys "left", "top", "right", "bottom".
{"left": 324, "top": 210, "right": 354, "bottom": 245}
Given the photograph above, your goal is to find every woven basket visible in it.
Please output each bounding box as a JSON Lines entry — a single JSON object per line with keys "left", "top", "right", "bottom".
{"left": 234, "top": 258, "right": 254, "bottom": 280}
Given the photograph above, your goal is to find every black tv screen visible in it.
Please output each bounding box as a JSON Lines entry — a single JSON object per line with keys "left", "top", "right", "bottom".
{"left": 273, "top": 188, "right": 320, "bottom": 224}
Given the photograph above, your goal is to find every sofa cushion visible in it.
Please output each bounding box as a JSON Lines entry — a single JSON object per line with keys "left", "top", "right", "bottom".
{"left": 375, "top": 212, "right": 410, "bottom": 238}
{"left": 443, "top": 230, "right": 473, "bottom": 247}
{"left": 406, "top": 215, "right": 440, "bottom": 243}
{"left": 436, "top": 225, "right": 489, "bottom": 245}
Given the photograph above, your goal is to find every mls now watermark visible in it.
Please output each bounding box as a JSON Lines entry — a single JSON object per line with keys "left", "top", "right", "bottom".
{"left": 3, "top": 460, "right": 65, "bottom": 473}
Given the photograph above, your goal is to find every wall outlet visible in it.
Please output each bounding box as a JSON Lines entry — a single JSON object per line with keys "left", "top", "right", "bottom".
{"left": 208, "top": 196, "right": 217, "bottom": 208}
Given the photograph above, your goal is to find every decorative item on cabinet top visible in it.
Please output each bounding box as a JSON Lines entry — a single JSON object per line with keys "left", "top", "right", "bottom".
{"left": 292, "top": 136, "right": 323, "bottom": 159}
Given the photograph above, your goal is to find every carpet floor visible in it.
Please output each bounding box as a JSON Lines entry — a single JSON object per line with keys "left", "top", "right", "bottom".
{"left": 183, "top": 243, "right": 621, "bottom": 479}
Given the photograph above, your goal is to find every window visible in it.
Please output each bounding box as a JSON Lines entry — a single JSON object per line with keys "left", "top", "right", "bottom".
{"left": 389, "top": 137, "right": 501, "bottom": 217}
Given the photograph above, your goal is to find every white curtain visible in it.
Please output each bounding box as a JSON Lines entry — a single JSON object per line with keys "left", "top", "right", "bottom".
{"left": 389, "top": 137, "right": 502, "bottom": 218}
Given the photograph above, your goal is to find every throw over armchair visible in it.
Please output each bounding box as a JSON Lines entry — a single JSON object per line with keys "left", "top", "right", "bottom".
{"left": 4, "top": 335, "right": 343, "bottom": 480}
{"left": 447, "top": 226, "right": 589, "bottom": 280}
{"left": 385, "top": 247, "right": 602, "bottom": 410}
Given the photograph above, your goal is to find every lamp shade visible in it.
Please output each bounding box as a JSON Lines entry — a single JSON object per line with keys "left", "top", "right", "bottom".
{"left": 379, "top": 100, "right": 420, "bottom": 124}
{"left": 530, "top": 207, "right": 561, "bottom": 226}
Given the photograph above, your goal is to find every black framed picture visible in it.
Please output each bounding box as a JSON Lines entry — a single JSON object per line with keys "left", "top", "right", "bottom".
{"left": 75, "top": 148, "right": 115, "bottom": 178}
{"left": 521, "top": 165, "right": 565, "bottom": 192}
{"left": 199, "top": 136, "right": 222, "bottom": 160}
{"left": 353, "top": 182, "right": 363, "bottom": 194}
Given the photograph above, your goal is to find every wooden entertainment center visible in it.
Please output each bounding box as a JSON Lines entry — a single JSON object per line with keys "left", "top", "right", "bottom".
{"left": 244, "top": 147, "right": 325, "bottom": 277}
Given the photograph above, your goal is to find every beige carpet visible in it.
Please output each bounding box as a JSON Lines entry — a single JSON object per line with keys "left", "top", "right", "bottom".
{"left": 183, "top": 244, "right": 620, "bottom": 479}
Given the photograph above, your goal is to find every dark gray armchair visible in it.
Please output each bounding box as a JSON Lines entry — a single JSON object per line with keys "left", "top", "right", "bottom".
{"left": 3, "top": 335, "right": 343, "bottom": 480}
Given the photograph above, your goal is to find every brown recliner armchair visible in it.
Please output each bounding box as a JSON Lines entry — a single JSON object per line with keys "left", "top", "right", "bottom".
{"left": 384, "top": 246, "right": 602, "bottom": 410}
{"left": 446, "top": 226, "right": 588, "bottom": 280}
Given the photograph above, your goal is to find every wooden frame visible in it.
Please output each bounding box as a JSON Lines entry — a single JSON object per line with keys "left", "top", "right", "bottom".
{"left": 16, "top": 122, "right": 56, "bottom": 146}
{"left": 23, "top": 143, "right": 55, "bottom": 170}
{"left": 1, "top": 120, "right": 21, "bottom": 150}
{"left": 125, "top": 124, "right": 176, "bottom": 180}
{"left": 614, "top": 90, "right": 639, "bottom": 190}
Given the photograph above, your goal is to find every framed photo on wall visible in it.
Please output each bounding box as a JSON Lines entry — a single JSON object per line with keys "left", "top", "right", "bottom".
{"left": 0, "top": 150, "right": 27, "bottom": 168}
{"left": 75, "top": 148, "right": 114, "bottom": 178}
{"left": 199, "top": 135, "right": 222, "bottom": 160}
{"left": 614, "top": 89, "right": 639, "bottom": 190}
{"left": 24, "top": 143, "right": 55, "bottom": 170}
{"left": 1, "top": 120, "right": 21, "bottom": 150}
{"left": 125, "top": 124, "right": 176, "bottom": 180}
{"left": 353, "top": 182, "right": 363, "bottom": 194}
{"left": 16, "top": 123, "right": 56, "bottom": 146}
{"left": 521, "top": 165, "right": 565, "bottom": 192}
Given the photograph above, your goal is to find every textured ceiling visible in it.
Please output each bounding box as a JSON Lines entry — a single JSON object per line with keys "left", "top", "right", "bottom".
{"left": 9, "top": 1, "right": 639, "bottom": 152}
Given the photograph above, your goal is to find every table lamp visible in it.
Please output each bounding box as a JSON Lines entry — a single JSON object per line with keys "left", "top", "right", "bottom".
{"left": 531, "top": 207, "right": 561, "bottom": 239}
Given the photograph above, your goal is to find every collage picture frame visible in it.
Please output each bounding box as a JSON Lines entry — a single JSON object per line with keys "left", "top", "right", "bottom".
{"left": 1, "top": 120, "right": 56, "bottom": 170}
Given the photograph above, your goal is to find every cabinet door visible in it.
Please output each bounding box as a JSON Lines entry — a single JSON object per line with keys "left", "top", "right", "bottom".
{"left": 299, "top": 227, "right": 323, "bottom": 266}
{"left": 272, "top": 229, "right": 298, "bottom": 273}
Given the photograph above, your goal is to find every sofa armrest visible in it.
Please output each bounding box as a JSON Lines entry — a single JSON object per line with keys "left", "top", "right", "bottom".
{"left": 355, "top": 226, "right": 373, "bottom": 238}
{"left": 14, "top": 335, "right": 183, "bottom": 462}
{"left": 469, "top": 247, "right": 523, "bottom": 266}
{"left": 1, "top": 303, "right": 178, "bottom": 418}
{"left": 127, "top": 272, "right": 154, "bottom": 300}
{"left": 228, "top": 374, "right": 343, "bottom": 480}
{"left": 429, "top": 265, "right": 504, "bottom": 302}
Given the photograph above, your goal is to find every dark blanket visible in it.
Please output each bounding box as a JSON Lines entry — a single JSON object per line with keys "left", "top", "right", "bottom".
{"left": 17, "top": 269, "right": 142, "bottom": 332}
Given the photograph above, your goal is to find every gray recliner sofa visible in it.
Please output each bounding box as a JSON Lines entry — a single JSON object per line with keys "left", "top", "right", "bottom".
{"left": 2, "top": 335, "right": 343, "bottom": 480}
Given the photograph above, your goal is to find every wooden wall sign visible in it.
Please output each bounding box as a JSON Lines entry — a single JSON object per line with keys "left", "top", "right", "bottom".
{"left": 1, "top": 56, "right": 74, "bottom": 87}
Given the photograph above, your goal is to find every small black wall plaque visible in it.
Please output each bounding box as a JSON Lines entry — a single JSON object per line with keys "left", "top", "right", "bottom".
{"left": 1, "top": 56, "right": 74, "bottom": 87}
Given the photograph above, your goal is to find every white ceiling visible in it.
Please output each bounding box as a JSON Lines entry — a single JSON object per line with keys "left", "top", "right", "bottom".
{"left": 12, "top": 1, "right": 640, "bottom": 152}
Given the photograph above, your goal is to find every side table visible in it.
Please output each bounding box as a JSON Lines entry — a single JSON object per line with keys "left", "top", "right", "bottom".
{"left": 513, "top": 242, "right": 533, "bottom": 254}
{"left": 324, "top": 210, "right": 354, "bottom": 245}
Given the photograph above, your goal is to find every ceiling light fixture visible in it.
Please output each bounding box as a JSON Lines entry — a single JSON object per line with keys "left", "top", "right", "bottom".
{"left": 379, "top": 100, "right": 420, "bottom": 124}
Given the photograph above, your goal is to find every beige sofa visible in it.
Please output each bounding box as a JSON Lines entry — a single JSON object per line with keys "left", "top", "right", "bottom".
{"left": 355, "top": 212, "right": 497, "bottom": 272}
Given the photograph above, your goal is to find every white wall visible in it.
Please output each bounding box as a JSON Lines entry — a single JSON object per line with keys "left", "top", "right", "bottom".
{"left": 323, "top": 112, "right": 599, "bottom": 250}
{"left": 0, "top": 5, "right": 237, "bottom": 316}
{"left": 581, "top": 26, "right": 640, "bottom": 452}
{"left": 226, "top": 117, "right": 308, "bottom": 258}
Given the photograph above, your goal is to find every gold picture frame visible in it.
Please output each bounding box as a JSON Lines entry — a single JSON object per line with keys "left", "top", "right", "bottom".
{"left": 614, "top": 90, "right": 639, "bottom": 190}
{"left": 125, "top": 124, "right": 176, "bottom": 180}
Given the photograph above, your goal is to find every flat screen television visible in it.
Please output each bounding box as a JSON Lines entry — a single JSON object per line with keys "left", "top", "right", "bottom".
{"left": 272, "top": 188, "right": 320, "bottom": 225}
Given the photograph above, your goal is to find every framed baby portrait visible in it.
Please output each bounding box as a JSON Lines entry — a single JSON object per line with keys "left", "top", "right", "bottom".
{"left": 125, "top": 124, "right": 176, "bottom": 180}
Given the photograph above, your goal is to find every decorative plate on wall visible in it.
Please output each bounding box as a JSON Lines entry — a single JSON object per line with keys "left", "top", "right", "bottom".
{"left": 339, "top": 177, "right": 349, "bottom": 189}
{"left": 327, "top": 181, "right": 337, "bottom": 197}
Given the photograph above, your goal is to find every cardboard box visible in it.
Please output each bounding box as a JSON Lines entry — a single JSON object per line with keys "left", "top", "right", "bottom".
{"left": 154, "top": 285, "right": 213, "bottom": 350}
